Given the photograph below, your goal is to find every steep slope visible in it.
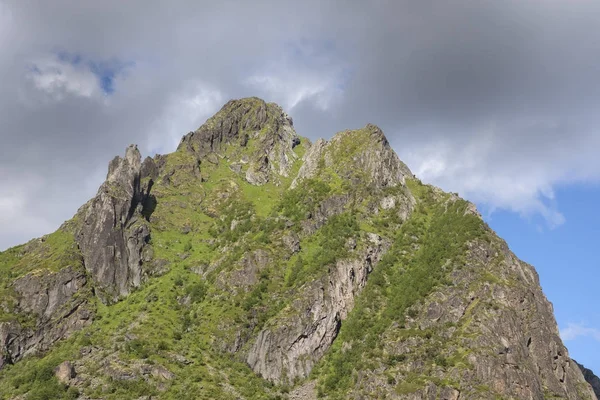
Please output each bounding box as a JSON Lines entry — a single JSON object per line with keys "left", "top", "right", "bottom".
{"left": 0, "top": 219, "right": 94, "bottom": 372}
{"left": 76, "top": 144, "right": 156, "bottom": 303}
{"left": 576, "top": 361, "right": 600, "bottom": 399}
{"left": 0, "top": 98, "right": 596, "bottom": 400}
{"left": 312, "top": 182, "right": 592, "bottom": 399}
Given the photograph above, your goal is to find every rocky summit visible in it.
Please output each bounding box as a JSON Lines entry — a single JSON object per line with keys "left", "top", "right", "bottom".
{"left": 0, "top": 97, "right": 597, "bottom": 399}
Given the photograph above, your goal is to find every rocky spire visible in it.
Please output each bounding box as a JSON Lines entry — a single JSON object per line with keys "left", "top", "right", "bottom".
{"left": 76, "top": 145, "right": 156, "bottom": 303}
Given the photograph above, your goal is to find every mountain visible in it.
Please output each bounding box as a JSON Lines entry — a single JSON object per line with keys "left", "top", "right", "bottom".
{"left": 576, "top": 361, "right": 600, "bottom": 399}
{"left": 0, "top": 97, "right": 596, "bottom": 399}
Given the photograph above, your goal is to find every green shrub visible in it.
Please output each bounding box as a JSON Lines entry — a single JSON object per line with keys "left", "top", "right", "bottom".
{"left": 315, "top": 181, "right": 486, "bottom": 397}
{"left": 185, "top": 281, "right": 207, "bottom": 303}
{"left": 125, "top": 339, "right": 150, "bottom": 359}
{"left": 286, "top": 213, "right": 359, "bottom": 287}
{"left": 278, "top": 179, "right": 331, "bottom": 222}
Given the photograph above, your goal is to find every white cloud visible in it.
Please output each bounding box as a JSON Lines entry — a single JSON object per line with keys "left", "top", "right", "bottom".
{"left": 0, "top": 171, "right": 55, "bottom": 245}
{"left": 0, "top": 195, "right": 22, "bottom": 216}
{"left": 244, "top": 42, "right": 348, "bottom": 112}
{"left": 398, "top": 122, "right": 578, "bottom": 228}
{"left": 560, "top": 323, "right": 600, "bottom": 342}
{"left": 27, "top": 56, "right": 101, "bottom": 100}
{"left": 245, "top": 73, "right": 341, "bottom": 112}
{"left": 146, "top": 82, "right": 223, "bottom": 154}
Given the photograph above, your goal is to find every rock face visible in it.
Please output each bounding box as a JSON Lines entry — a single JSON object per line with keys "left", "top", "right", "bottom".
{"left": 0, "top": 145, "right": 155, "bottom": 368}
{"left": 386, "top": 239, "right": 598, "bottom": 400}
{"left": 0, "top": 265, "right": 92, "bottom": 368}
{"left": 247, "top": 234, "right": 390, "bottom": 383}
{"left": 576, "top": 361, "right": 600, "bottom": 399}
{"left": 12, "top": 265, "right": 87, "bottom": 320}
{"left": 292, "top": 124, "right": 413, "bottom": 189}
{"left": 178, "top": 97, "right": 301, "bottom": 185}
{"left": 76, "top": 145, "right": 155, "bottom": 303}
{"left": 54, "top": 360, "right": 76, "bottom": 384}
{"left": 0, "top": 97, "right": 595, "bottom": 400}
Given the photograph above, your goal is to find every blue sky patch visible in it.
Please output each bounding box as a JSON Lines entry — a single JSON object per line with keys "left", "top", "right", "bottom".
{"left": 88, "top": 59, "right": 134, "bottom": 95}
{"left": 50, "top": 50, "right": 133, "bottom": 95}
{"left": 482, "top": 183, "right": 600, "bottom": 373}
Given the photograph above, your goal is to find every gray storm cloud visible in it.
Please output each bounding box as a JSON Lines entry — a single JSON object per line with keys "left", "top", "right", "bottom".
{"left": 1, "top": 0, "right": 600, "bottom": 248}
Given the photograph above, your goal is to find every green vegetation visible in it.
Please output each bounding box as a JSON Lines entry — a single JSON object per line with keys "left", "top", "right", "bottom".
{"left": 0, "top": 228, "right": 82, "bottom": 278}
{"left": 329, "top": 127, "right": 377, "bottom": 166}
{"left": 0, "top": 101, "right": 553, "bottom": 399}
{"left": 278, "top": 179, "right": 332, "bottom": 223}
{"left": 0, "top": 227, "right": 83, "bottom": 323}
{"left": 2, "top": 342, "right": 82, "bottom": 400}
{"left": 0, "top": 161, "right": 490, "bottom": 400}
{"left": 285, "top": 213, "right": 359, "bottom": 287}
{"left": 314, "top": 179, "right": 486, "bottom": 398}
{"left": 0, "top": 123, "right": 320, "bottom": 399}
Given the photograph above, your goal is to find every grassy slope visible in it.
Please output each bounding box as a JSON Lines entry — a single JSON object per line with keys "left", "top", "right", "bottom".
{"left": 0, "top": 138, "right": 311, "bottom": 399}
{"left": 313, "top": 180, "right": 487, "bottom": 398}
{"left": 0, "top": 129, "right": 499, "bottom": 399}
{"left": 0, "top": 227, "right": 83, "bottom": 325}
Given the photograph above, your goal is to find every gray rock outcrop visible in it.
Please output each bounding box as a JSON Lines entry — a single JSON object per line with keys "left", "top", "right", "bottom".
{"left": 292, "top": 124, "right": 413, "bottom": 189}
{"left": 178, "top": 97, "right": 301, "bottom": 185}
{"left": 247, "top": 234, "right": 390, "bottom": 383}
{"left": 576, "top": 361, "right": 600, "bottom": 399}
{"left": 76, "top": 145, "right": 155, "bottom": 303}
{"left": 0, "top": 265, "right": 92, "bottom": 368}
{"left": 55, "top": 360, "right": 76, "bottom": 384}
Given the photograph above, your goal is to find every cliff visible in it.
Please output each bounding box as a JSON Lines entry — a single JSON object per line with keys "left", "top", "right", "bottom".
{"left": 577, "top": 361, "right": 600, "bottom": 399}
{"left": 0, "top": 98, "right": 596, "bottom": 399}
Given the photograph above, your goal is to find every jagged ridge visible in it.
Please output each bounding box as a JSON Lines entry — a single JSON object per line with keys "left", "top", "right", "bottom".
{"left": 0, "top": 98, "right": 596, "bottom": 400}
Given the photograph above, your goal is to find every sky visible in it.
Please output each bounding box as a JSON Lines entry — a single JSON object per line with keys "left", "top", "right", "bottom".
{"left": 0, "top": 0, "right": 598, "bottom": 373}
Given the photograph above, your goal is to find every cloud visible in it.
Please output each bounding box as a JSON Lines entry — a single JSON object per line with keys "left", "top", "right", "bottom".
{"left": 27, "top": 56, "right": 101, "bottom": 100}
{"left": 0, "top": 3, "right": 13, "bottom": 47}
{"left": 1, "top": 1, "right": 600, "bottom": 249}
{"left": 244, "top": 40, "right": 349, "bottom": 111}
{"left": 24, "top": 52, "right": 133, "bottom": 104}
{"left": 399, "top": 123, "right": 568, "bottom": 227}
{"left": 0, "top": 170, "right": 57, "bottom": 246}
{"left": 146, "top": 82, "right": 224, "bottom": 154}
{"left": 560, "top": 323, "right": 600, "bottom": 342}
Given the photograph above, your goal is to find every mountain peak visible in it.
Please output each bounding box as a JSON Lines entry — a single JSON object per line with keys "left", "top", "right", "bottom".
{"left": 106, "top": 144, "right": 141, "bottom": 183}
{"left": 177, "top": 97, "right": 295, "bottom": 154}
{"left": 336, "top": 123, "right": 388, "bottom": 144}
{"left": 1, "top": 97, "right": 596, "bottom": 400}
{"left": 292, "top": 123, "right": 413, "bottom": 189}
{"left": 177, "top": 97, "right": 301, "bottom": 185}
